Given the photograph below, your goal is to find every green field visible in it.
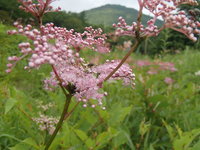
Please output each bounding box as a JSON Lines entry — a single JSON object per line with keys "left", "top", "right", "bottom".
{"left": 0, "top": 23, "right": 200, "bottom": 150}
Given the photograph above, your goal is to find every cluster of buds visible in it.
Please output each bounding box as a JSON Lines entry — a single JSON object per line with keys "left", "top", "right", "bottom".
{"left": 32, "top": 101, "right": 58, "bottom": 135}
{"left": 18, "top": 0, "right": 61, "bottom": 21}
{"left": 33, "top": 113, "right": 58, "bottom": 135}
{"left": 92, "top": 60, "right": 136, "bottom": 87}
{"left": 114, "top": 0, "right": 200, "bottom": 41}
{"left": 6, "top": 22, "right": 109, "bottom": 72}
{"left": 36, "top": 101, "right": 55, "bottom": 111}
{"left": 113, "top": 17, "right": 159, "bottom": 37}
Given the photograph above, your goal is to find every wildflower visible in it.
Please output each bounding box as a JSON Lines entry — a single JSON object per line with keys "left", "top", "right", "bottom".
{"left": 123, "top": 41, "right": 132, "bottom": 50}
{"left": 136, "top": 60, "right": 152, "bottom": 67}
{"left": 33, "top": 101, "right": 58, "bottom": 135}
{"left": 113, "top": 0, "right": 200, "bottom": 41}
{"left": 147, "top": 70, "right": 158, "bottom": 75}
{"left": 44, "top": 60, "right": 135, "bottom": 107}
{"left": 157, "top": 62, "right": 177, "bottom": 72}
{"left": 164, "top": 77, "right": 174, "bottom": 85}
{"left": 33, "top": 113, "right": 58, "bottom": 135}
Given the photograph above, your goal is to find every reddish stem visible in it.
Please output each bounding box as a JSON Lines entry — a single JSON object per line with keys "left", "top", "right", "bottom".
{"left": 103, "top": 40, "right": 140, "bottom": 82}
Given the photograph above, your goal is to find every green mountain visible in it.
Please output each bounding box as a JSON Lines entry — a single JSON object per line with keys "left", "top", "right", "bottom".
{"left": 83, "top": 4, "right": 163, "bottom": 27}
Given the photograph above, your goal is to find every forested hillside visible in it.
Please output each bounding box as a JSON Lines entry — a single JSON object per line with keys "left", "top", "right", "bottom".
{"left": 84, "top": 4, "right": 163, "bottom": 27}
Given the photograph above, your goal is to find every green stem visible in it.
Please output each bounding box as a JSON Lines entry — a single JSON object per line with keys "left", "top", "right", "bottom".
{"left": 64, "top": 101, "right": 80, "bottom": 120}
{"left": 44, "top": 94, "right": 72, "bottom": 150}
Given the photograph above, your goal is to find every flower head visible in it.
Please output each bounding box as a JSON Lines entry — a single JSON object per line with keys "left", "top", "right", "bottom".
{"left": 113, "top": 0, "right": 200, "bottom": 41}
{"left": 44, "top": 59, "right": 135, "bottom": 107}
{"left": 164, "top": 77, "right": 174, "bottom": 84}
{"left": 18, "top": 0, "right": 61, "bottom": 20}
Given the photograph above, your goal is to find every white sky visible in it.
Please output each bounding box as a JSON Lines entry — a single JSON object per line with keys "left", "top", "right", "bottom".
{"left": 52, "top": 0, "right": 147, "bottom": 13}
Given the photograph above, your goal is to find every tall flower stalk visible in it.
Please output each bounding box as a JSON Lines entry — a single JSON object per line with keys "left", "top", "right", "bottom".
{"left": 6, "top": 0, "right": 200, "bottom": 149}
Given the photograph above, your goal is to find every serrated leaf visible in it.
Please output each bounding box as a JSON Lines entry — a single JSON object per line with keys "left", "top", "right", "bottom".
{"left": 112, "top": 129, "right": 132, "bottom": 149}
{"left": 5, "top": 98, "right": 17, "bottom": 114}
{"left": 96, "top": 132, "right": 111, "bottom": 147}
{"left": 108, "top": 104, "right": 132, "bottom": 126}
{"left": 10, "top": 143, "right": 29, "bottom": 150}
{"left": 22, "top": 138, "right": 39, "bottom": 149}
{"left": 173, "top": 128, "right": 200, "bottom": 150}
{"left": 73, "top": 129, "right": 95, "bottom": 148}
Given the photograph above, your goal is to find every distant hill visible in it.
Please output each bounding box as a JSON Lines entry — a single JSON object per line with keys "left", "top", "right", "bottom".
{"left": 83, "top": 4, "right": 163, "bottom": 27}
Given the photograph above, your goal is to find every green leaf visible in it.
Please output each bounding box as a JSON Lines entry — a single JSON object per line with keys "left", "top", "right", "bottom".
{"left": 5, "top": 98, "right": 17, "bottom": 114}
{"left": 81, "top": 111, "right": 98, "bottom": 125}
{"left": 139, "top": 120, "right": 151, "bottom": 137}
{"left": 149, "top": 144, "right": 155, "bottom": 150}
{"left": 108, "top": 104, "right": 132, "bottom": 126}
{"left": 22, "top": 138, "right": 39, "bottom": 149}
{"left": 163, "top": 120, "right": 176, "bottom": 141}
{"left": 96, "top": 127, "right": 118, "bottom": 148}
{"left": 0, "top": 134, "right": 21, "bottom": 142}
{"left": 73, "top": 129, "right": 95, "bottom": 148}
{"left": 10, "top": 143, "right": 29, "bottom": 150}
{"left": 8, "top": 137, "right": 39, "bottom": 150}
{"left": 123, "top": 130, "right": 136, "bottom": 150}
{"left": 173, "top": 128, "right": 200, "bottom": 150}
{"left": 191, "top": 141, "right": 200, "bottom": 150}
{"left": 112, "top": 130, "right": 126, "bottom": 148}
{"left": 96, "top": 131, "right": 112, "bottom": 147}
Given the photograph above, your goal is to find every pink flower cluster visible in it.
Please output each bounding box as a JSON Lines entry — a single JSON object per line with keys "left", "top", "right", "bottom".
{"left": 44, "top": 60, "right": 135, "bottom": 108}
{"left": 6, "top": 22, "right": 109, "bottom": 72}
{"left": 136, "top": 60, "right": 177, "bottom": 74}
{"left": 92, "top": 60, "right": 136, "bottom": 87}
{"left": 33, "top": 101, "right": 58, "bottom": 135}
{"left": 113, "top": 16, "right": 159, "bottom": 37}
{"left": 113, "top": 0, "right": 200, "bottom": 41}
{"left": 164, "top": 77, "right": 174, "bottom": 85}
{"left": 33, "top": 113, "right": 58, "bottom": 135}
{"left": 18, "top": 0, "right": 61, "bottom": 19}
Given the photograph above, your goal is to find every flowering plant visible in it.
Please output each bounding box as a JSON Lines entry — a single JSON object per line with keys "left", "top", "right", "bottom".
{"left": 6, "top": 0, "right": 199, "bottom": 149}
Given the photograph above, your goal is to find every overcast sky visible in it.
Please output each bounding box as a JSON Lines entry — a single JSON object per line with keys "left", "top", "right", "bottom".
{"left": 52, "top": 0, "right": 141, "bottom": 13}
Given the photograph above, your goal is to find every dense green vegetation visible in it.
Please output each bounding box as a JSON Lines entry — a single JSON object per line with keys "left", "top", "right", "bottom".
{"left": 1, "top": 23, "right": 200, "bottom": 150}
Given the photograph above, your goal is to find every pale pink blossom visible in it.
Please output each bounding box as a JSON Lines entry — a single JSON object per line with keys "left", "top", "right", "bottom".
{"left": 44, "top": 59, "right": 135, "bottom": 107}
{"left": 164, "top": 77, "right": 174, "bottom": 84}
{"left": 113, "top": 0, "right": 200, "bottom": 41}
{"left": 18, "top": 0, "right": 61, "bottom": 22}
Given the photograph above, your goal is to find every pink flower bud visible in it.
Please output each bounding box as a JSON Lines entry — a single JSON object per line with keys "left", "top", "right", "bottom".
{"left": 29, "top": 62, "right": 35, "bottom": 67}
{"left": 7, "top": 64, "right": 13, "bottom": 68}
{"left": 6, "top": 69, "right": 12, "bottom": 73}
